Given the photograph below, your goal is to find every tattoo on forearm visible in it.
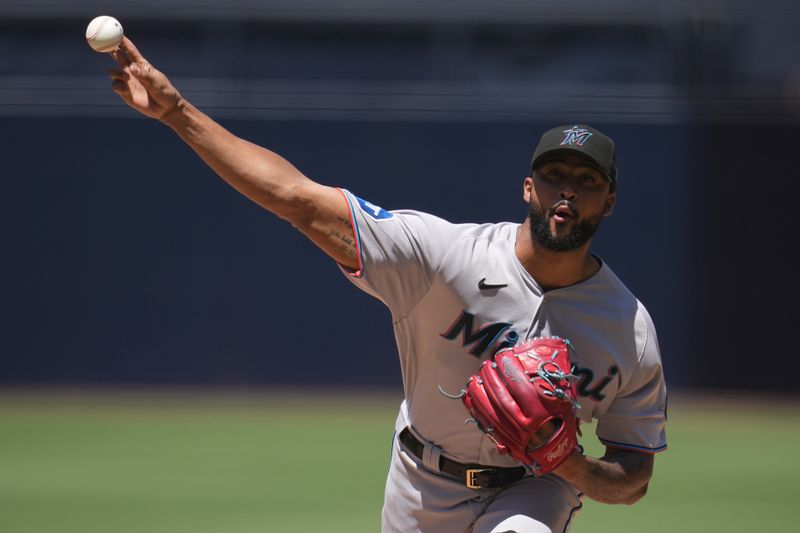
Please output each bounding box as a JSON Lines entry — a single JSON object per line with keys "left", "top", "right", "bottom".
{"left": 336, "top": 216, "right": 353, "bottom": 229}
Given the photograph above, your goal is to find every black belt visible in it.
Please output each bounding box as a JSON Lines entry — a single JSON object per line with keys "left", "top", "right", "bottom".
{"left": 399, "top": 427, "right": 527, "bottom": 490}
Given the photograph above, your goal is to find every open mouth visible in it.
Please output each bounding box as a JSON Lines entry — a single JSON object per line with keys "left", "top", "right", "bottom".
{"left": 551, "top": 204, "right": 575, "bottom": 223}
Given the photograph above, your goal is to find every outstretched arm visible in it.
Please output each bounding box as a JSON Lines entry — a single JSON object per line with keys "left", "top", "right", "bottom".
{"left": 554, "top": 446, "right": 654, "bottom": 505}
{"left": 107, "top": 37, "right": 359, "bottom": 270}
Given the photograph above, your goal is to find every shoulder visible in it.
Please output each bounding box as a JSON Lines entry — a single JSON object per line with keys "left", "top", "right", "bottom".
{"left": 375, "top": 204, "right": 517, "bottom": 250}
{"left": 568, "top": 261, "right": 642, "bottom": 327}
{"left": 592, "top": 263, "right": 652, "bottom": 318}
{"left": 566, "top": 261, "right": 662, "bottom": 375}
{"left": 593, "top": 269, "right": 664, "bottom": 398}
{"left": 603, "top": 265, "right": 658, "bottom": 354}
{"left": 340, "top": 187, "right": 516, "bottom": 232}
{"left": 430, "top": 220, "right": 518, "bottom": 264}
{"left": 450, "top": 220, "right": 518, "bottom": 243}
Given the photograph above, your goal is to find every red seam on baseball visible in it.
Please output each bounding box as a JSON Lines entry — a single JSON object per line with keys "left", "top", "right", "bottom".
{"left": 86, "top": 18, "right": 111, "bottom": 41}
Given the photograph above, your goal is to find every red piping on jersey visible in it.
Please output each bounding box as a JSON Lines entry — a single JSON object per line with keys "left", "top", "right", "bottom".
{"left": 336, "top": 188, "right": 364, "bottom": 278}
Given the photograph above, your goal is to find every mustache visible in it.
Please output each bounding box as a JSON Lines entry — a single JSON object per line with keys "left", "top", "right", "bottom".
{"left": 549, "top": 200, "right": 579, "bottom": 217}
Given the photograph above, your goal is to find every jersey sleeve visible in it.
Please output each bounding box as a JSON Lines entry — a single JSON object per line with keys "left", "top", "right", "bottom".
{"left": 595, "top": 306, "right": 668, "bottom": 454}
{"left": 337, "top": 189, "right": 470, "bottom": 319}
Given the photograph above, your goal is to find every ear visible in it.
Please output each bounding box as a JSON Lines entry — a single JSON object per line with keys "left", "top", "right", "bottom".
{"left": 603, "top": 192, "right": 616, "bottom": 217}
{"left": 523, "top": 176, "right": 533, "bottom": 203}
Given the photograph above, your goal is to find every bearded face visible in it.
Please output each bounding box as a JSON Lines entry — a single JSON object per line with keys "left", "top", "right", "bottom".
{"left": 527, "top": 197, "right": 604, "bottom": 252}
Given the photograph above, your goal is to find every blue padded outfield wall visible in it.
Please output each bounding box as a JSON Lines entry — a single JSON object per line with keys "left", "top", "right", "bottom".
{"left": 2, "top": 1, "right": 799, "bottom": 391}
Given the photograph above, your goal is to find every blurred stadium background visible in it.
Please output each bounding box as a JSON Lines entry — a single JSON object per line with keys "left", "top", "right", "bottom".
{"left": 1, "top": 0, "right": 799, "bottom": 531}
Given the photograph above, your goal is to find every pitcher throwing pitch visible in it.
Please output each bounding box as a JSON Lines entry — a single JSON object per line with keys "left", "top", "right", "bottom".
{"left": 105, "top": 35, "right": 667, "bottom": 533}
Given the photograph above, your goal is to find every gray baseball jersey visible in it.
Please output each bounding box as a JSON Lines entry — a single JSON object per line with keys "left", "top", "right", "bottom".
{"left": 337, "top": 189, "right": 667, "bottom": 532}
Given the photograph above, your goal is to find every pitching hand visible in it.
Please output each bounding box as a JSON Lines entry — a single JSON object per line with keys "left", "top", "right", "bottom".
{"left": 108, "top": 37, "right": 183, "bottom": 121}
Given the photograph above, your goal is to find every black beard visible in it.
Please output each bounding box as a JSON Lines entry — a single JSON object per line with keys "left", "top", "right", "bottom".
{"left": 528, "top": 201, "right": 602, "bottom": 252}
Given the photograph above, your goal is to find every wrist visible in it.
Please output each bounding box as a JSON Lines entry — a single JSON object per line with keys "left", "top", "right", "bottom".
{"left": 159, "top": 97, "right": 188, "bottom": 127}
{"left": 552, "top": 445, "right": 586, "bottom": 481}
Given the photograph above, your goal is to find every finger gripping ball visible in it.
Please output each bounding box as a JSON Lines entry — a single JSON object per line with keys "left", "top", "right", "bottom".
{"left": 86, "top": 16, "right": 124, "bottom": 53}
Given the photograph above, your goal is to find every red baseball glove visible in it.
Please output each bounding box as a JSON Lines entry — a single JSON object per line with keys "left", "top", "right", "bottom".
{"left": 461, "top": 336, "right": 581, "bottom": 475}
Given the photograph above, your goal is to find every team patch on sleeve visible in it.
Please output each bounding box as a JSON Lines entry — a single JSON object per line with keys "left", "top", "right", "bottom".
{"left": 355, "top": 196, "right": 394, "bottom": 220}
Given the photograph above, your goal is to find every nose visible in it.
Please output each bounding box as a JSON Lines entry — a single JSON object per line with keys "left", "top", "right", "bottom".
{"left": 559, "top": 179, "right": 578, "bottom": 201}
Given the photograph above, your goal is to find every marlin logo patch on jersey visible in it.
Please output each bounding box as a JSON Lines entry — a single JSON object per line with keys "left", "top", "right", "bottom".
{"left": 355, "top": 196, "right": 394, "bottom": 220}
{"left": 561, "top": 126, "right": 593, "bottom": 146}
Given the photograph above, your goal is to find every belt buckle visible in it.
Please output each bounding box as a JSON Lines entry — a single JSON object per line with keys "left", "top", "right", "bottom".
{"left": 466, "top": 468, "right": 488, "bottom": 490}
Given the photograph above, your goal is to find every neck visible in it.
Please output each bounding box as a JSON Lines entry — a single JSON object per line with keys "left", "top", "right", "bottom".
{"left": 514, "top": 220, "right": 601, "bottom": 291}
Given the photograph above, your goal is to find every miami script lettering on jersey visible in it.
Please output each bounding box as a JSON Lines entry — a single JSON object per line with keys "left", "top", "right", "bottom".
{"left": 440, "top": 310, "right": 519, "bottom": 358}
{"left": 441, "top": 310, "right": 618, "bottom": 402}
{"left": 573, "top": 365, "right": 619, "bottom": 402}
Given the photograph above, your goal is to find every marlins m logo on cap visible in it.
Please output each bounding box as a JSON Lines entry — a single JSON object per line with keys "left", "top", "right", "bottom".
{"left": 530, "top": 124, "right": 619, "bottom": 185}
{"left": 560, "top": 126, "right": 593, "bottom": 146}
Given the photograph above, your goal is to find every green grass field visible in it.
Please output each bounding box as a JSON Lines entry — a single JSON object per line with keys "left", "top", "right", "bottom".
{"left": 1, "top": 390, "right": 798, "bottom": 532}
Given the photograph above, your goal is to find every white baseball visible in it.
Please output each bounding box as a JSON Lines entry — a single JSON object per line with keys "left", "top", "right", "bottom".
{"left": 85, "top": 16, "right": 124, "bottom": 53}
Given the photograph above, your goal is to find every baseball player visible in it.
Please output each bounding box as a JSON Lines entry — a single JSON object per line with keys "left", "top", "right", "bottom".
{"left": 106, "top": 36, "right": 667, "bottom": 533}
